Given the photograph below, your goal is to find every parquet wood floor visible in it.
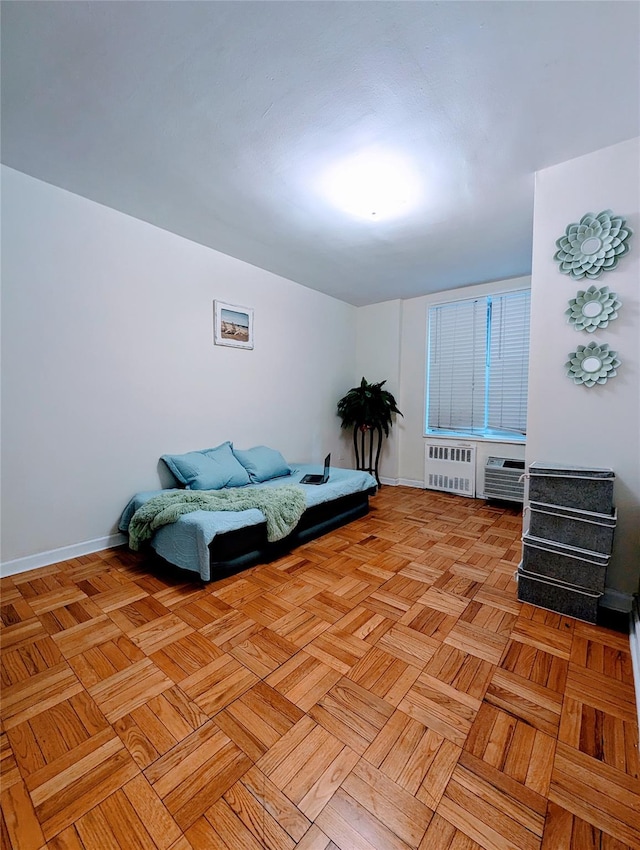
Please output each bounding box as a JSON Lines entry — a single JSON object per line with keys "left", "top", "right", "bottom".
{"left": 2, "top": 486, "right": 639, "bottom": 849}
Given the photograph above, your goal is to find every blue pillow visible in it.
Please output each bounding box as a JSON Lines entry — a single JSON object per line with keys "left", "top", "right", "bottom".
{"left": 233, "top": 445, "right": 292, "bottom": 483}
{"left": 161, "top": 442, "right": 250, "bottom": 490}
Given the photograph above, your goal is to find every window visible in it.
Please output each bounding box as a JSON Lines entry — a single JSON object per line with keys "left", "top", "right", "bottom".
{"left": 426, "top": 290, "right": 531, "bottom": 440}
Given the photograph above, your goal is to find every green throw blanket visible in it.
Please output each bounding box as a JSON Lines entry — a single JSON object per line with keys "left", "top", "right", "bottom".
{"left": 127, "top": 485, "right": 307, "bottom": 551}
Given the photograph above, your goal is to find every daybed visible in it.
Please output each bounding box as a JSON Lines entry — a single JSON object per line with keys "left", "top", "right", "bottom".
{"left": 119, "top": 442, "right": 377, "bottom": 581}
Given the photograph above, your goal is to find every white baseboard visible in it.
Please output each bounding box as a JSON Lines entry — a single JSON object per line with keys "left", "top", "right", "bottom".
{"left": 0, "top": 533, "right": 127, "bottom": 578}
{"left": 379, "top": 478, "right": 424, "bottom": 487}
{"left": 600, "top": 587, "right": 634, "bottom": 613}
{"left": 630, "top": 598, "right": 640, "bottom": 734}
{"left": 382, "top": 478, "right": 487, "bottom": 490}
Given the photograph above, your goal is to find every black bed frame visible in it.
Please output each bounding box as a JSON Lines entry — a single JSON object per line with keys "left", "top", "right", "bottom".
{"left": 207, "top": 488, "right": 375, "bottom": 575}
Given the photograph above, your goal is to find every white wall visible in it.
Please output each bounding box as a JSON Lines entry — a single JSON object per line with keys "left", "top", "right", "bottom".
{"left": 352, "top": 300, "right": 402, "bottom": 482}
{"left": 357, "top": 277, "right": 530, "bottom": 489}
{"left": 1, "top": 166, "right": 356, "bottom": 568}
{"left": 528, "top": 137, "right": 640, "bottom": 598}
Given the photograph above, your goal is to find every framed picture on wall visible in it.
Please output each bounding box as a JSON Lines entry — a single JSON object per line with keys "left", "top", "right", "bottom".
{"left": 213, "top": 301, "right": 254, "bottom": 349}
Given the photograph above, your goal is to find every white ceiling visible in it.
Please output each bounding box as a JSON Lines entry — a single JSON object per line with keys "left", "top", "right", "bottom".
{"left": 2, "top": 1, "right": 639, "bottom": 306}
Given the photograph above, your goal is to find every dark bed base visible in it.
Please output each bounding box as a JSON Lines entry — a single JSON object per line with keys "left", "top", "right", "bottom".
{"left": 208, "top": 488, "right": 375, "bottom": 575}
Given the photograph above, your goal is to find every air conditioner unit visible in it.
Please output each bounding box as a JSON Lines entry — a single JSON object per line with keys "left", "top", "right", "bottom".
{"left": 484, "top": 457, "right": 525, "bottom": 503}
{"left": 424, "top": 442, "right": 476, "bottom": 497}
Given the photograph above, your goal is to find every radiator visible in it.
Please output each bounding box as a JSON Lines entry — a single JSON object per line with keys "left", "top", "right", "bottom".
{"left": 484, "top": 457, "right": 525, "bottom": 503}
{"left": 424, "top": 442, "right": 476, "bottom": 497}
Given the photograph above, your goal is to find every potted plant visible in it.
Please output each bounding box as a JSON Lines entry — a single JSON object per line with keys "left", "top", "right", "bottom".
{"left": 337, "top": 377, "right": 402, "bottom": 485}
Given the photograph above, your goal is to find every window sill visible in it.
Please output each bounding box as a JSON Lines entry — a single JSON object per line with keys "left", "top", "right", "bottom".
{"left": 424, "top": 430, "right": 526, "bottom": 445}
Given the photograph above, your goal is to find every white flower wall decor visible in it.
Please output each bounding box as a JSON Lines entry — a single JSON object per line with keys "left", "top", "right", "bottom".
{"left": 565, "top": 341, "right": 621, "bottom": 387}
{"left": 554, "top": 210, "right": 632, "bottom": 280}
{"left": 566, "top": 285, "right": 622, "bottom": 333}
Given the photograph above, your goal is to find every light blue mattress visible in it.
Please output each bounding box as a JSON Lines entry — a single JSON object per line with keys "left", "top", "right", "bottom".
{"left": 119, "top": 465, "right": 376, "bottom": 580}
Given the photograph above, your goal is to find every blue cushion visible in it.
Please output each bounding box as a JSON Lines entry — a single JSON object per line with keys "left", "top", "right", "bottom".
{"left": 233, "top": 445, "right": 292, "bottom": 483}
{"left": 161, "top": 442, "right": 250, "bottom": 490}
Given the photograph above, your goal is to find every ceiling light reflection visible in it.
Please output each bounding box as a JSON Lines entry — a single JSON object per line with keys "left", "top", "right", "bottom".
{"left": 319, "top": 149, "right": 421, "bottom": 221}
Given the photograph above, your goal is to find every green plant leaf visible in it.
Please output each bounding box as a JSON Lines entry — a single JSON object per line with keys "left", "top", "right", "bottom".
{"left": 336, "top": 377, "right": 403, "bottom": 437}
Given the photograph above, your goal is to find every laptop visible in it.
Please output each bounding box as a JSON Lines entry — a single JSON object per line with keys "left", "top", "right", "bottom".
{"left": 300, "top": 453, "right": 331, "bottom": 485}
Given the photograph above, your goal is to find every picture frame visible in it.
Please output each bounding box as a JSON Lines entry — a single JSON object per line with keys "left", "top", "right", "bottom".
{"left": 213, "top": 301, "right": 254, "bottom": 349}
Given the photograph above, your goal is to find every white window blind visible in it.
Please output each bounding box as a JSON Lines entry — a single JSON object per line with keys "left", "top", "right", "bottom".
{"left": 487, "top": 291, "right": 530, "bottom": 435}
{"left": 426, "top": 290, "right": 530, "bottom": 438}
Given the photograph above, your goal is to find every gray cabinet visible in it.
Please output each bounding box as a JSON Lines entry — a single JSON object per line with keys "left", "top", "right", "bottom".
{"left": 517, "top": 464, "right": 616, "bottom": 622}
